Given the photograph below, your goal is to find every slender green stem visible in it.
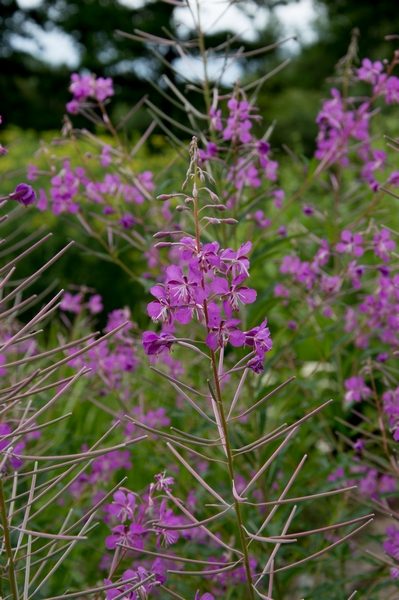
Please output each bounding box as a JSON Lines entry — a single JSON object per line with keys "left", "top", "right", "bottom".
{"left": 0, "top": 478, "right": 19, "bottom": 600}
{"left": 191, "top": 149, "right": 255, "bottom": 599}
{"left": 209, "top": 351, "right": 256, "bottom": 600}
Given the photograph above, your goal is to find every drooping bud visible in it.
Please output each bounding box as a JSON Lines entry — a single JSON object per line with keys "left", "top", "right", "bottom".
{"left": 9, "top": 183, "right": 36, "bottom": 206}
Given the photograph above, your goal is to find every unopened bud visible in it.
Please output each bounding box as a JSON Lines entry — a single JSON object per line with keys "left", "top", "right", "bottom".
{"left": 209, "top": 190, "right": 220, "bottom": 203}
{"left": 204, "top": 217, "right": 238, "bottom": 225}
{"left": 203, "top": 217, "right": 221, "bottom": 224}
{"left": 154, "top": 242, "right": 173, "bottom": 248}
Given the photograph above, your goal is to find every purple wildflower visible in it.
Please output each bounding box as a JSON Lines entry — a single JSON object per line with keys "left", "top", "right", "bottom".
{"left": 344, "top": 376, "right": 372, "bottom": 403}
{"left": 336, "top": 230, "right": 364, "bottom": 257}
{"left": 373, "top": 229, "right": 396, "bottom": 262}
{"left": 9, "top": 183, "right": 36, "bottom": 206}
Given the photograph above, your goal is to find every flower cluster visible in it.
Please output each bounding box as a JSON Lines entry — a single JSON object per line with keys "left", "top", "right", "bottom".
{"left": 67, "top": 305, "right": 139, "bottom": 393}
{"left": 68, "top": 450, "right": 132, "bottom": 502}
{"left": 277, "top": 225, "right": 397, "bottom": 347}
{"left": 102, "top": 475, "right": 242, "bottom": 597}
{"left": 66, "top": 72, "right": 114, "bottom": 114}
{"left": 344, "top": 376, "right": 372, "bottom": 404}
{"left": 143, "top": 238, "right": 272, "bottom": 373}
{"left": 315, "top": 58, "right": 399, "bottom": 189}
{"left": 35, "top": 159, "right": 154, "bottom": 220}
{"left": 61, "top": 289, "right": 103, "bottom": 315}
{"left": 199, "top": 93, "right": 282, "bottom": 211}
{"left": 383, "top": 388, "right": 399, "bottom": 441}
{"left": 0, "top": 422, "right": 40, "bottom": 471}
{"left": 384, "top": 525, "right": 399, "bottom": 561}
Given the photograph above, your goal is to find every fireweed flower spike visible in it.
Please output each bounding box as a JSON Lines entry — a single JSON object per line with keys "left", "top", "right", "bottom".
{"left": 17, "top": 19, "right": 399, "bottom": 593}
{"left": 135, "top": 137, "right": 371, "bottom": 598}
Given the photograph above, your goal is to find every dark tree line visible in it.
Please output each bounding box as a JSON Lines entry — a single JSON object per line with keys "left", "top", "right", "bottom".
{"left": 1, "top": 0, "right": 398, "bottom": 146}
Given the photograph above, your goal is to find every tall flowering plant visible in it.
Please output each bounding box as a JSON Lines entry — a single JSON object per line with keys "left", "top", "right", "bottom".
{"left": 9, "top": 3, "right": 399, "bottom": 594}
{"left": 88, "top": 138, "right": 373, "bottom": 600}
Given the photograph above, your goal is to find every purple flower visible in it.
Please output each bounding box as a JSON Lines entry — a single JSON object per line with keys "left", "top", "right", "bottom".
{"left": 212, "top": 276, "right": 256, "bottom": 315}
{"left": 353, "top": 438, "right": 365, "bottom": 453}
{"left": 358, "top": 468, "right": 378, "bottom": 498}
{"left": 303, "top": 204, "right": 314, "bottom": 216}
{"left": 105, "top": 567, "right": 155, "bottom": 600}
{"left": 27, "top": 164, "right": 39, "bottom": 181}
{"left": 384, "top": 526, "right": 399, "bottom": 560}
{"left": 347, "top": 260, "right": 364, "bottom": 289}
{"left": 244, "top": 320, "right": 272, "bottom": 373}
{"left": 320, "top": 274, "right": 342, "bottom": 295}
{"left": 119, "top": 213, "right": 136, "bottom": 229}
{"left": 60, "top": 292, "right": 83, "bottom": 314}
{"left": 147, "top": 285, "right": 189, "bottom": 325}
{"left": 93, "top": 77, "right": 114, "bottom": 102}
{"left": 385, "top": 76, "right": 399, "bottom": 104}
{"left": 205, "top": 303, "right": 245, "bottom": 351}
{"left": 156, "top": 499, "right": 184, "bottom": 546}
{"left": 107, "top": 490, "right": 137, "bottom": 523}
{"left": 280, "top": 255, "right": 301, "bottom": 275}
{"left": 373, "top": 229, "right": 396, "bottom": 262}
{"left": 357, "top": 58, "right": 384, "bottom": 85}
{"left": 379, "top": 474, "right": 396, "bottom": 494}
{"left": 142, "top": 331, "right": 175, "bottom": 356}
{"left": 151, "top": 471, "right": 174, "bottom": 493}
{"left": 209, "top": 106, "right": 222, "bottom": 131}
{"left": 36, "top": 188, "right": 48, "bottom": 211}
{"left": 272, "top": 189, "right": 285, "bottom": 208}
{"left": 0, "top": 423, "right": 12, "bottom": 451}
{"left": 105, "top": 308, "right": 132, "bottom": 336}
{"left": 105, "top": 522, "right": 146, "bottom": 550}
{"left": 87, "top": 294, "right": 103, "bottom": 315}
{"left": 253, "top": 210, "right": 271, "bottom": 229}
{"left": 327, "top": 466, "right": 345, "bottom": 482}
{"left": 336, "top": 230, "right": 364, "bottom": 257}
{"left": 274, "top": 284, "right": 290, "bottom": 298}
{"left": 223, "top": 98, "right": 255, "bottom": 144}
{"left": 383, "top": 388, "right": 399, "bottom": 440}
{"left": 50, "top": 161, "right": 82, "bottom": 214}
{"left": 9, "top": 183, "right": 36, "bottom": 206}
{"left": 315, "top": 88, "right": 371, "bottom": 168}
{"left": 100, "top": 145, "right": 113, "bottom": 167}
{"left": 66, "top": 99, "right": 80, "bottom": 114}
{"left": 344, "top": 376, "right": 372, "bottom": 403}
{"left": 165, "top": 265, "right": 202, "bottom": 305}
{"left": 69, "top": 73, "right": 94, "bottom": 101}
{"left": 220, "top": 241, "right": 252, "bottom": 279}
{"left": 199, "top": 142, "right": 218, "bottom": 162}
{"left": 244, "top": 320, "right": 272, "bottom": 356}
{"left": 0, "top": 424, "right": 25, "bottom": 470}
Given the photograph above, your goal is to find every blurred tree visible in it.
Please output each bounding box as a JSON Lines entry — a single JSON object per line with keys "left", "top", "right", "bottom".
{"left": 247, "top": 0, "right": 399, "bottom": 152}
{"left": 2, "top": 0, "right": 397, "bottom": 147}
{"left": 0, "top": 0, "right": 286, "bottom": 132}
{"left": 0, "top": 0, "right": 177, "bottom": 130}
{"left": 287, "top": 0, "right": 399, "bottom": 91}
